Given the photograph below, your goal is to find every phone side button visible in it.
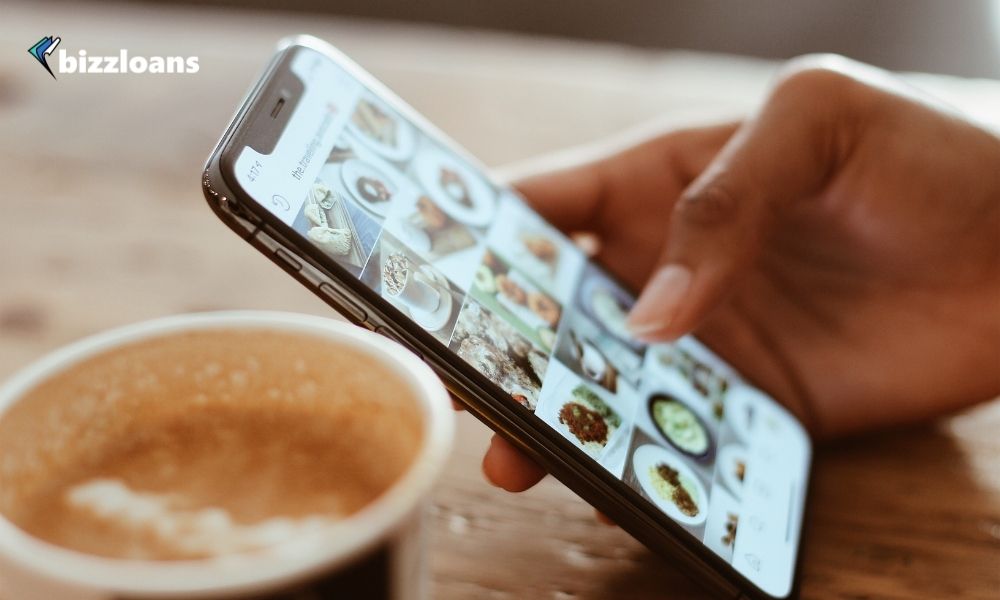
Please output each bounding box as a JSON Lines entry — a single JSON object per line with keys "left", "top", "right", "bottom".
{"left": 273, "top": 247, "right": 302, "bottom": 272}
{"left": 374, "top": 326, "right": 422, "bottom": 359}
{"left": 317, "top": 282, "right": 367, "bottom": 323}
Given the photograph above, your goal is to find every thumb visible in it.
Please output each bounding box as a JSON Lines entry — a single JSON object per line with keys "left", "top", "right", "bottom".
{"left": 626, "top": 61, "right": 863, "bottom": 341}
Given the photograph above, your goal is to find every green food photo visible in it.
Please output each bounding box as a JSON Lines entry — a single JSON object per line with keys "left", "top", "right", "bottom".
{"left": 649, "top": 395, "right": 711, "bottom": 458}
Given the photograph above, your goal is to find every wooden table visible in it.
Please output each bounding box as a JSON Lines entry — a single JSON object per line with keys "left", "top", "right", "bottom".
{"left": 2, "top": 2, "right": 998, "bottom": 598}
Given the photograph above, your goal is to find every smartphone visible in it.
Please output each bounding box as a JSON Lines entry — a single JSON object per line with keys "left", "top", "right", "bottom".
{"left": 202, "top": 35, "right": 812, "bottom": 600}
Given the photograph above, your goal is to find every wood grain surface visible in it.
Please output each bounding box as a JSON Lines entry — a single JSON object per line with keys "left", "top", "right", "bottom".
{"left": 2, "top": 2, "right": 998, "bottom": 598}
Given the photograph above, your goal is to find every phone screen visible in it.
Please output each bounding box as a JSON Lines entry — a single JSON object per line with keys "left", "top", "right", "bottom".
{"left": 231, "top": 45, "right": 810, "bottom": 598}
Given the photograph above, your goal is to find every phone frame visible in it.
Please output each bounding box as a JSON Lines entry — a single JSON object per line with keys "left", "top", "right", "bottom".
{"left": 202, "top": 35, "right": 809, "bottom": 600}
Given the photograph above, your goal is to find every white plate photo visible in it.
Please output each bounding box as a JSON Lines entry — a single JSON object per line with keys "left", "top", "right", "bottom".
{"left": 340, "top": 158, "right": 401, "bottom": 218}
{"left": 346, "top": 95, "right": 417, "bottom": 162}
{"left": 413, "top": 147, "right": 496, "bottom": 228}
{"left": 632, "top": 444, "right": 708, "bottom": 526}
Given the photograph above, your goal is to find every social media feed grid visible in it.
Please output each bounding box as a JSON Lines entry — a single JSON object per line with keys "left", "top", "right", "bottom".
{"left": 287, "top": 87, "right": 779, "bottom": 569}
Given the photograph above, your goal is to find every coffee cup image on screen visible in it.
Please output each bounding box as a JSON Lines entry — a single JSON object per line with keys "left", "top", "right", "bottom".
{"left": 361, "top": 232, "right": 462, "bottom": 342}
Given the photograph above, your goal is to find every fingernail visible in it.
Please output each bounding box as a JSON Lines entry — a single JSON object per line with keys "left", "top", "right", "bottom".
{"left": 627, "top": 264, "right": 692, "bottom": 340}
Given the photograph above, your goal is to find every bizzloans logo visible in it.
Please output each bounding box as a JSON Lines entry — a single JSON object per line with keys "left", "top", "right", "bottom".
{"left": 28, "top": 35, "right": 199, "bottom": 80}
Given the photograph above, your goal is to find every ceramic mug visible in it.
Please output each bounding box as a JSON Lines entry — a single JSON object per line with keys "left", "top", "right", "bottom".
{"left": 0, "top": 311, "right": 453, "bottom": 600}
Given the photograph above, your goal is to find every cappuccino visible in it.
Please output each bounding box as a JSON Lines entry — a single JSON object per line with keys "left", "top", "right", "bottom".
{"left": 0, "top": 329, "right": 423, "bottom": 560}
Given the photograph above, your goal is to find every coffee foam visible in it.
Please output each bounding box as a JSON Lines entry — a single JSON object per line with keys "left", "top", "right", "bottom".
{"left": 66, "top": 479, "right": 339, "bottom": 557}
{"left": 0, "top": 329, "right": 424, "bottom": 560}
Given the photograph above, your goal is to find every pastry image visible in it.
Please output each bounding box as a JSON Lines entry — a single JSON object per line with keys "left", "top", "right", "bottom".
{"left": 415, "top": 195, "right": 449, "bottom": 231}
{"left": 472, "top": 250, "right": 561, "bottom": 352}
{"left": 474, "top": 265, "right": 497, "bottom": 294}
{"left": 527, "top": 349, "right": 549, "bottom": 381}
{"left": 520, "top": 233, "right": 558, "bottom": 266}
{"left": 439, "top": 167, "right": 472, "bottom": 207}
{"left": 527, "top": 292, "right": 560, "bottom": 328}
{"left": 351, "top": 98, "right": 398, "bottom": 146}
{"left": 648, "top": 394, "right": 712, "bottom": 459}
{"left": 449, "top": 300, "right": 546, "bottom": 410}
{"left": 309, "top": 182, "right": 336, "bottom": 209}
{"left": 305, "top": 183, "right": 337, "bottom": 228}
{"left": 456, "top": 335, "right": 508, "bottom": 386}
{"left": 496, "top": 274, "right": 527, "bottom": 305}
{"left": 304, "top": 202, "right": 327, "bottom": 228}
{"left": 356, "top": 176, "right": 392, "bottom": 204}
{"left": 307, "top": 226, "right": 352, "bottom": 256}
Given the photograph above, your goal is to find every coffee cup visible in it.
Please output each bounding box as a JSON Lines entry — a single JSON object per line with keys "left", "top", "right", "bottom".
{"left": 0, "top": 311, "right": 453, "bottom": 600}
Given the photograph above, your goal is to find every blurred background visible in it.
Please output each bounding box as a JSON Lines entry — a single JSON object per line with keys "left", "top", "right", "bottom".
{"left": 3, "top": 2, "right": 1000, "bottom": 598}
{"left": 129, "top": 0, "right": 1000, "bottom": 77}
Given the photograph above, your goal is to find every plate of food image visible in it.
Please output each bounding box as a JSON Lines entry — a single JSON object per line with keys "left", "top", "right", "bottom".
{"left": 413, "top": 147, "right": 496, "bottom": 228}
{"left": 517, "top": 229, "right": 561, "bottom": 276}
{"left": 648, "top": 394, "right": 714, "bottom": 460}
{"left": 632, "top": 444, "right": 708, "bottom": 526}
{"left": 555, "top": 385, "right": 621, "bottom": 458}
{"left": 578, "top": 275, "right": 640, "bottom": 347}
{"left": 340, "top": 159, "right": 400, "bottom": 218}
{"left": 346, "top": 95, "right": 417, "bottom": 161}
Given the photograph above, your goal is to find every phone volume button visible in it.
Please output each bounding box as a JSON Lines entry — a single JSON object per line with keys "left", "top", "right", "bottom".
{"left": 273, "top": 247, "right": 302, "bottom": 272}
{"left": 318, "top": 282, "right": 368, "bottom": 324}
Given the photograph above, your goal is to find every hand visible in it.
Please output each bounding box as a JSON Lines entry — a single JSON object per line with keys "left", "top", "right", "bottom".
{"left": 481, "top": 54, "right": 1000, "bottom": 493}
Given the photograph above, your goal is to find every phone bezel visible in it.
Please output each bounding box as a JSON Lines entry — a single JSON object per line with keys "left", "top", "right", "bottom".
{"left": 203, "top": 35, "right": 811, "bottom": 600}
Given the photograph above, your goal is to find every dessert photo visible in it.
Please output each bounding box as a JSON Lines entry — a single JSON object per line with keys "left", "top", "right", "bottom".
{"left": 382, "top": 191, "right": 483, "bottom": 291}
{"left": 361, "top": 232, "right": 463, "bottom": 343}
{"left": 291, "top": 179, "right": 381, "bottom": 276}
{"left": 319, "top": 136, "right": 419, "bottom": 222}
{"left": 448, "top": 298, "right": 549, "bottom": 410}
{"left": 471, "top": 249, "right": 562, "bottom": 352}
{"left": 346, "top": 92, "right": 417, "bottom": 162}
{"left": 486, "top": 197, "right": 585, "bottom": 302}
{"left": 410, "top": 138, "right": 498, "bottom": 230}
